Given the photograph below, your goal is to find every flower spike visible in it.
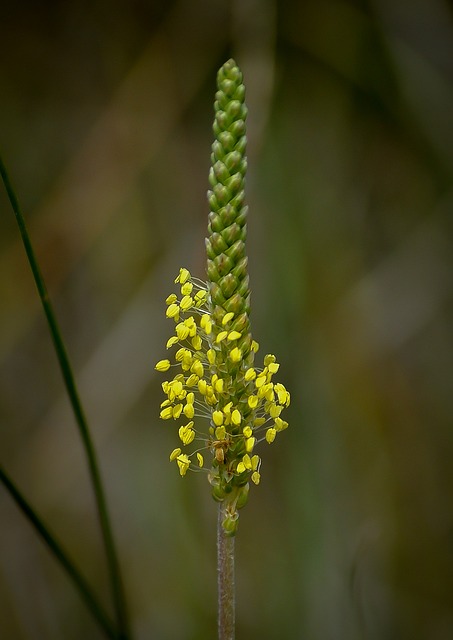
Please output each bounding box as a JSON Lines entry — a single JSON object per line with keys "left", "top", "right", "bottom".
{"left": 154, "top": 60, "right": 289, "bottom": 535}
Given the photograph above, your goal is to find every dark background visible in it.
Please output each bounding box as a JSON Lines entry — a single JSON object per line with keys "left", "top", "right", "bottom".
{"left": 1, "top": 0, "right": 453, "bottom": 638}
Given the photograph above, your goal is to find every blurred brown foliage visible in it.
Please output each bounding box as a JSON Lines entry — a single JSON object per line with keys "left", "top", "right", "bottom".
{"left": 1, "top": 0, "right": 453, "bottom": 638}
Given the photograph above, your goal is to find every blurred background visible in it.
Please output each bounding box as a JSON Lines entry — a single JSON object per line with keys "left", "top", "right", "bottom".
{"left": 1, "top": 0, "right": 453, "bottom": 638}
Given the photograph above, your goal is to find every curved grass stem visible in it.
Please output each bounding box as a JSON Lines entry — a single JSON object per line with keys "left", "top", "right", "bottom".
{"left": 0, "top": 465, "right": 118, "bottom": 639}
{"left": 0, "top": 155, "right": 131, "bottom": 640}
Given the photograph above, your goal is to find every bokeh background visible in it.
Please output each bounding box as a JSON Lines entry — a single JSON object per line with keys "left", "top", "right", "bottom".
{"left": 1, "top": 0, "right": 453, "bottom": 638}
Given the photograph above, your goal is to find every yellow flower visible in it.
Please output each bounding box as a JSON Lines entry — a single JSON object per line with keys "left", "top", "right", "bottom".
{"left": 155, "top": 267, "right": 289, "bottom": 528}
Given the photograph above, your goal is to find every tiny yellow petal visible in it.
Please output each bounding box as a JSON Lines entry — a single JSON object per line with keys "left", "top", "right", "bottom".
{"left": 155, "top": 359, "right": 171, "bottom": 372}
{"left": 166, "top": 336, "right": 179, "bottom": 349}
{"left": 229, "top": 347, "right": 242, "bottom": 363}
{"left": 170, "top": 447, "right": 181, "bottom": 461}
{"left": 176, "top": 323, "right": 190, "bottom": 340}
{"left": 185, "top": 374, "right": 199, "bottom": 387}
{"left": 180, "top": 295, "right": 194, "bottom": 311}
{"left": 269, "top": 404, "right": 282, "bottom": 418}
{"left": 200, "top": 314, "right": 210, "bottom": 329}
{"left": 166, "top": 293, "right": 177, "bottom": 305}
{"left": 197, "top": 452, "right": 204, "bottom": 468}
{"left": 255, "top": 374, "right": 266, "bottom": 388}
{"left": 179, "top": 426, "right": 195, "bottom": 445}
{"left": 227, "top": 331, "right": 242, "bottom": 341}
{"left": 251, "top": 455, "right": 260, "bottom": 470}
{"left": 175, "top": 268, "right": 190, "bottom": 284}
{"left": 183, "top": 404, "right": 194, "bottom": 418}
{"left": 160, "top": 407, "right": 173, "bottom": 420}
{"left": 212, "top": 410, "right": 224, "bottom": 426}
{"left": 215, "top": 426, "right": 226, "bottom": 440}
{"left": 207, "top": 348, "right": 216, "bottom": 364}
{"left": 174, "top": 348, "right": 185, "bottom": 361}
{"left": 275, "top": 418, "right": 289, "bottom": 431}
{"left": 251, "top": 471, "right": 261, "bottom": 485}
{"left": 205, "top": 393, "right": 218, "bottom": 406}
{"left": 231, "top": 409, "right": 241, "bottom": 426}
{"left": 222, "top": 312, "right": 234, "bottom": 325}
{"left": 242, "top": 426, "right": 253, "bottom": 438}
{"left": 251, "top": 340, "right": 259, "bottom": 353}
{"left": 198, "top": 379, "right": 207, "bottom": 395}
{"left": 244, "top": 368, "right": 256, "bottom": 381}
{"left": 166, "top": 303, "right": 179, "bottom": 319}
{"left": 266, "top": 428, "right": 277, "bottom": 443}
{"left": 176, "top": 454, "right": 190, "bottom": 476}
{"left": 170, "top": 380, "right": 183, "bottom": 396}
{"left": 191, "top": 361, "right": 204, "bottom": 378}
{"left": 194, "top": 289, "right": 208, "bottom": 306}
{"left": 245, "top": 437, "right": 256, "bottom": 453}
{"left": 172, "top": 404, "right": 183, "bottom": 419}
{"left": 265, "top": 387, "right": 275, "bottom": 403}
{"left": 181, "top": 282, "right": 193, "bottom": 295}
{"left": 216, "top": 331, "right": 228, "bottom": 343}
{"left": 248, "top": 395, "right": 259, "bottom": 409}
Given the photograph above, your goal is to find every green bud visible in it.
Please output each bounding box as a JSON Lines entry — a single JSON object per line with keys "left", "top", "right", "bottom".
{"left": 222, "top": 517, "right": 239, "bottom": 536}
{"left": 236, "top": 483, "right": 250, "bottom": 509}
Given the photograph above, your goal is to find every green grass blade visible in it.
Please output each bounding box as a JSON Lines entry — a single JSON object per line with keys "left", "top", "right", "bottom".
{"left": 0, "top": 155, "right": 132, "bottom": 640}
{"left": 0, "top": 464, "right": 118, "bottom": 639}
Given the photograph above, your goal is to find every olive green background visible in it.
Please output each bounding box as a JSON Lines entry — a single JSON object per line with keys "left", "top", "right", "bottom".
{"left": 1, "top": 0, "right": 452, "bottom": 638}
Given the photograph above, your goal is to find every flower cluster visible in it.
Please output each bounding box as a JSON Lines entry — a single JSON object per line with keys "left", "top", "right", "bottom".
{"left": 155, "top": 267, "right": 289, "bottom": 533}
{"left": 155, "top": 58, "right": 289, "bottom": 534}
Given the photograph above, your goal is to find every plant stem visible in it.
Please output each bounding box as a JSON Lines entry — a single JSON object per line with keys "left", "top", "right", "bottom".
{"left": 217, "top": 504, "right": 235, "bottom": 640}
{"left": 0, "top": 465, "right": 118, "bottom": 640}
{"left": 0, "top": 156, "right": 131, "bottom": 640}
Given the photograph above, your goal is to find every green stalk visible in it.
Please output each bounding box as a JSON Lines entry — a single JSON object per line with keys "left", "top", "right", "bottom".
{"left": 217, "top": 503, "right": 235, "bottom": 640}
{"left": 0, "top": 465, "right": 118, "bottom": 639}
{"left": 155, "top": 59, "right": 290, "bottom": 639}
{"left": 0, "top": 156, "right": 131, "bottom": 640}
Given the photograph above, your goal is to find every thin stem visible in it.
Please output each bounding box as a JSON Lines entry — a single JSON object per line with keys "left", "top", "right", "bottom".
{"left": 217, "top": 504, "right": 235, "bottom": 640}
{"left": 0, "top": 156, "right": 131, "bottom": 640}
{"left": 0, "top": 465, "right": 118, "bottom": 640}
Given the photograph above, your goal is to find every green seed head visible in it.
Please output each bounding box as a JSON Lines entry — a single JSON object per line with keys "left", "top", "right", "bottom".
{"left": 206, "top": 59, "right": 252, "bottom": 362}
